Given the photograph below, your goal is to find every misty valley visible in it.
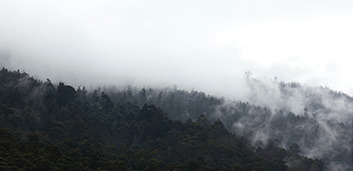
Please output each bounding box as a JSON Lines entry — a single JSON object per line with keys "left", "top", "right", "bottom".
{"left": 0, "top": 68, "right": 352, "bottom": 171}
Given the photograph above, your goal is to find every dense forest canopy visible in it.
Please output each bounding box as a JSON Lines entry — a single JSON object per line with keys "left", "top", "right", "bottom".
{"left": 0, "top": 68, "right": 352, "bottom": 171}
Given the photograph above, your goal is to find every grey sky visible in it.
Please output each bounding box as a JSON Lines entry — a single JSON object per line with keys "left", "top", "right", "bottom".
{"left": 1, "top": 0, "right": 353, "bottom": 98}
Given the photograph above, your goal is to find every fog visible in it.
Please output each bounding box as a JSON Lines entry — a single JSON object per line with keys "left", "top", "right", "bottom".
{"left": 1, "top": 2, "right": 353, "bottom": 169}
{"left": 207, "top": 77, "right": 353, "bottom": 170}
{"left": 1, "top": 0, "right": 353, "bottom": 99}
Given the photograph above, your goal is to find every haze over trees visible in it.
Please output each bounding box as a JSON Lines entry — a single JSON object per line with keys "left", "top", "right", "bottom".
{"left": 0, "top": 68, "right": 352, "bottom": 170}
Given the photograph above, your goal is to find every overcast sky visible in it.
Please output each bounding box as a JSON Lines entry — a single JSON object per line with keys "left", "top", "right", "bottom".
{"left": 1, "top": 0, "right": 353, "bottom": 98}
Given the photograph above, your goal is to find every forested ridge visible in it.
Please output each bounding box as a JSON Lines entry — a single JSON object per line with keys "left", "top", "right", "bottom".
{"left": 0, "top": 68, "right": 346, "bottom": 170}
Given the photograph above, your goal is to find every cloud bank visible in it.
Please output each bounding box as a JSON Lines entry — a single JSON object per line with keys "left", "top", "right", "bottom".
{"left": 1, "top": 0, "right": 353, "bottom": 98}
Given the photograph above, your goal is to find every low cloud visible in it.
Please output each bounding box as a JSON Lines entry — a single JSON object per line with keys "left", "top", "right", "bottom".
{"left": 1, "top": 0, "right": 353, "bottom": 97}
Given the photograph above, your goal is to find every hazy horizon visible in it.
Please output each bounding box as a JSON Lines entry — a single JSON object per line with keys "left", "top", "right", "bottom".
{"left": 1, "top": 0, "right": 353, "bottom": 98}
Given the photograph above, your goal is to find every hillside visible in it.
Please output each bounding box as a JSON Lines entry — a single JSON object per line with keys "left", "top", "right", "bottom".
{"left": 0, "top": 68, "right": 350, "bottom": 170}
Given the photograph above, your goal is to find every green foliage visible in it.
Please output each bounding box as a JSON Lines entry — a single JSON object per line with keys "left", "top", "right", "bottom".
{"left": 0, "top": 68, "right": 333, "bottom": 171}
{"left": 289, "top": 143, "right": 301, "bottom": 154}
{"left": 57, "top": 82, "right": 77, "bottom": 107}
{"left": 95, "top": 92, "right": 114, "bottom": 112}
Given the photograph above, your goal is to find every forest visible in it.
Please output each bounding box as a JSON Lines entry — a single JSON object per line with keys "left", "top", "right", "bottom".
{"left": 0, "top": 68, "right": 351, "bottom": 171}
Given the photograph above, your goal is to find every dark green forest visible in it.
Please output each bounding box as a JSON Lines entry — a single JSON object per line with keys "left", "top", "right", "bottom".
{"left": 0, "top": 68, "right": 346, "bottom": 170}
